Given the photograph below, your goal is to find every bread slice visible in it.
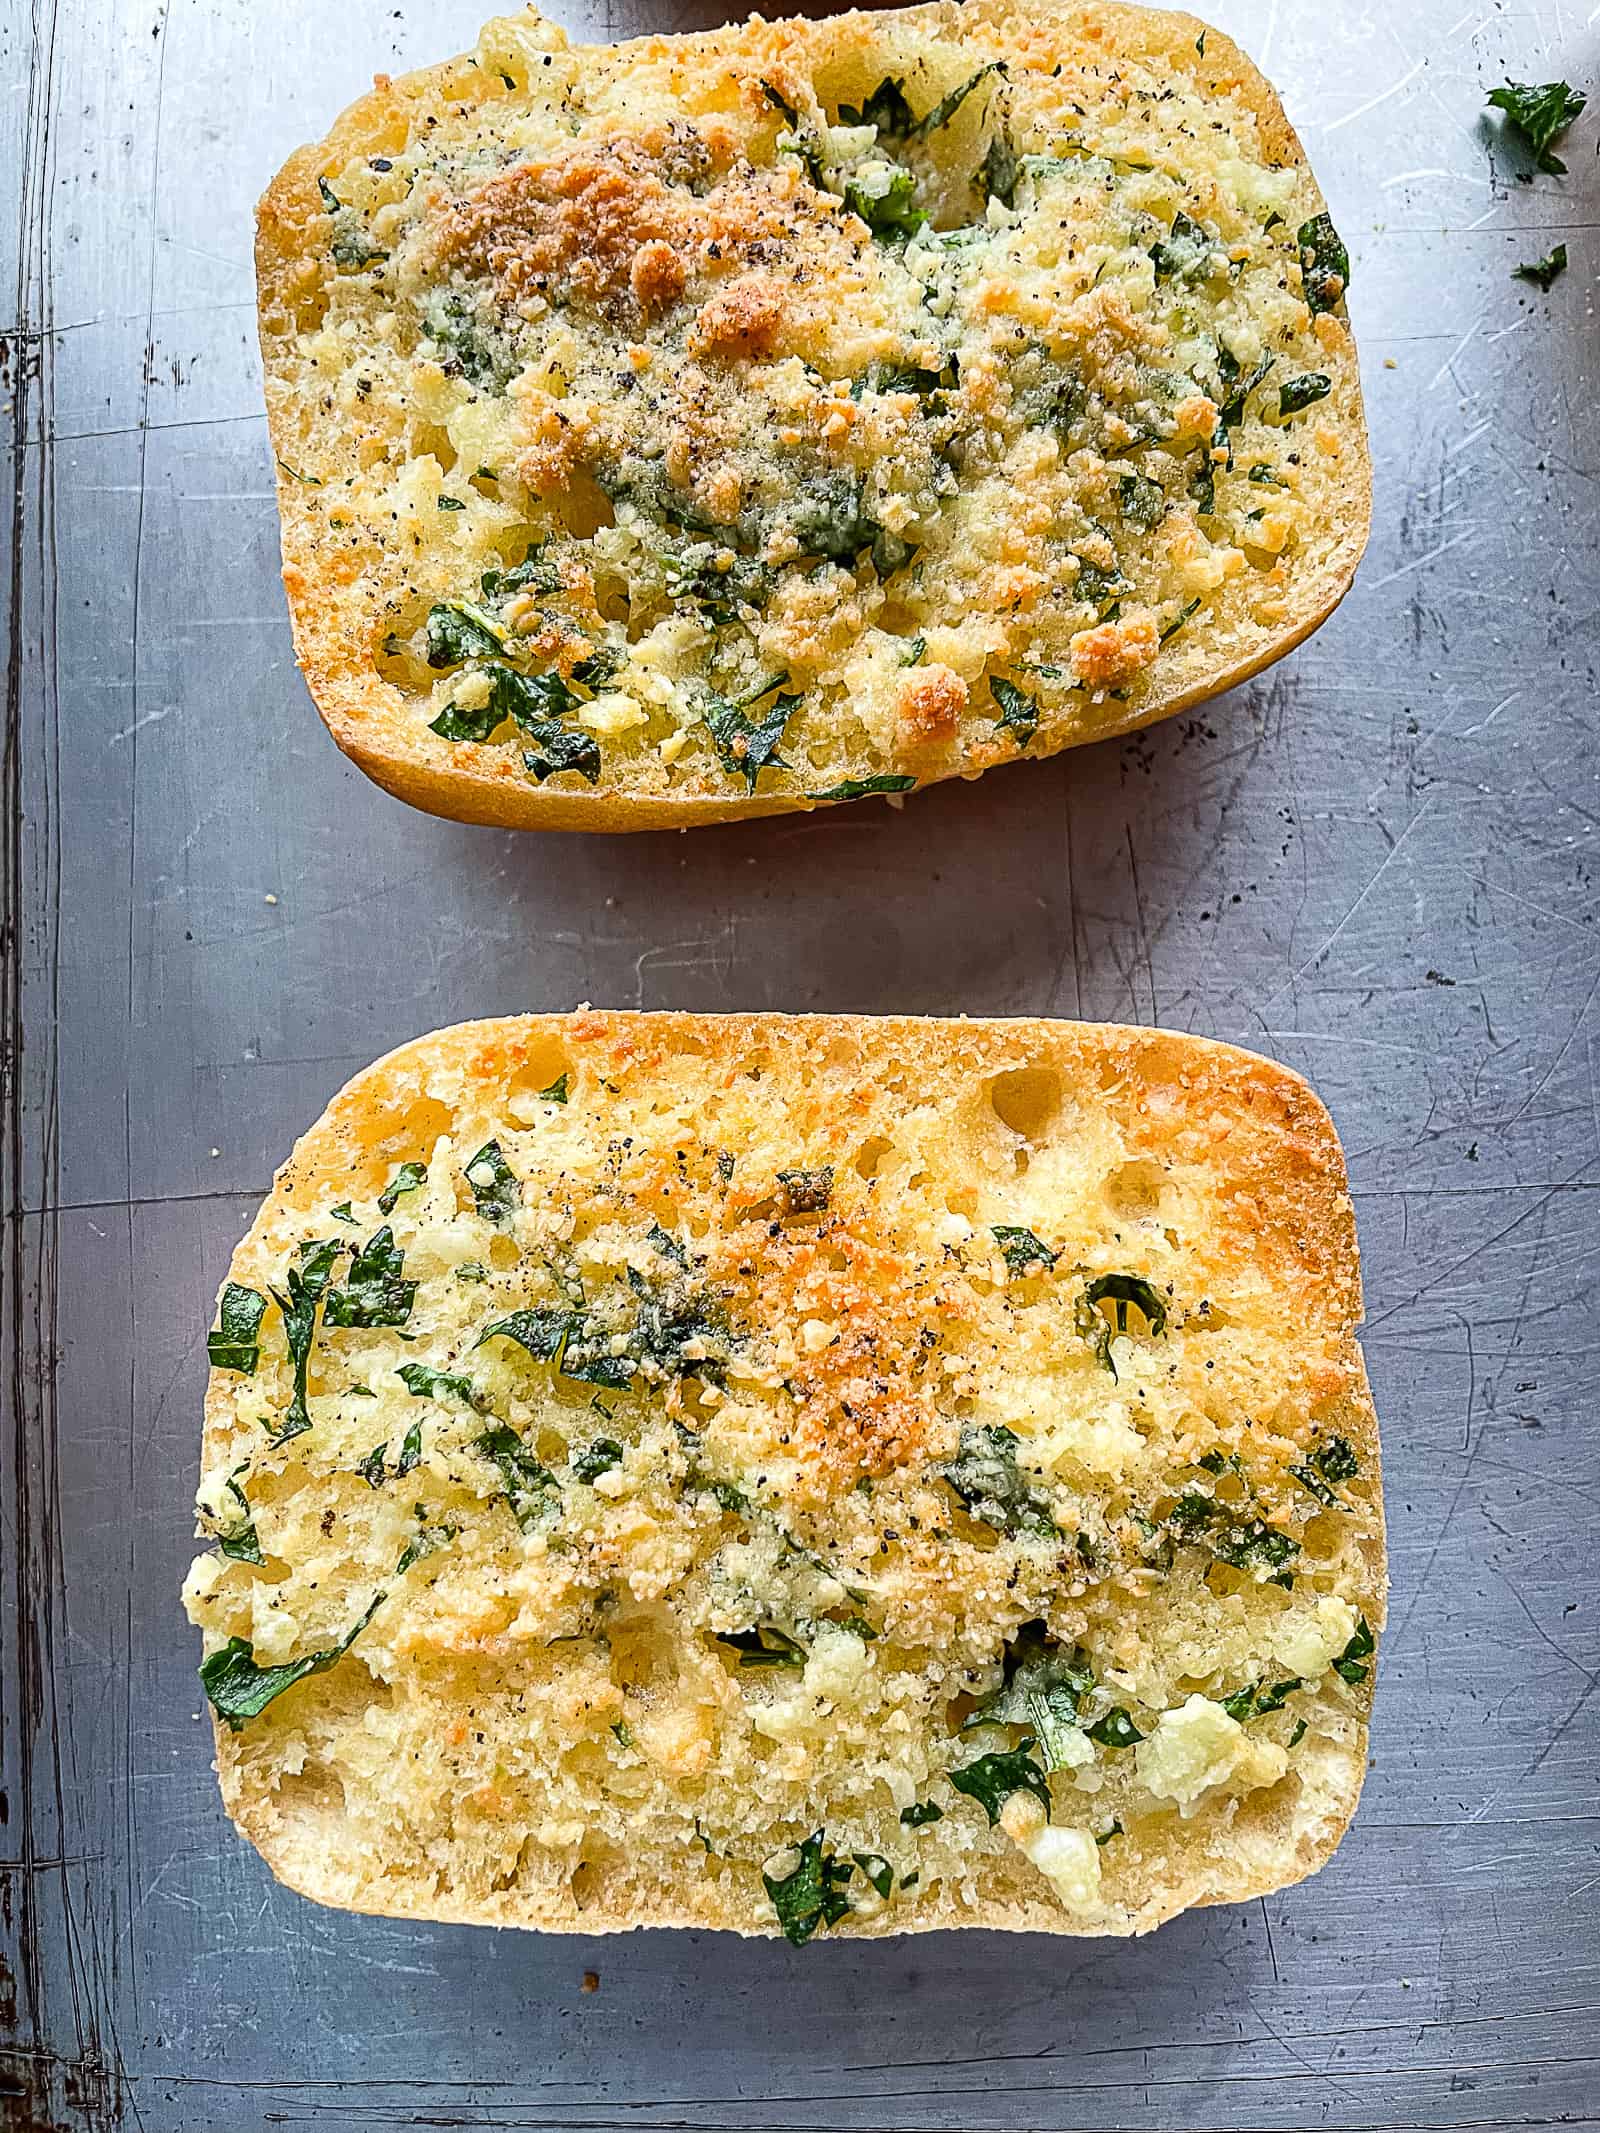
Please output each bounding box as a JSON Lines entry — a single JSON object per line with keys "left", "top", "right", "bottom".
{"left": 185, "top": 1011, "right": 1384, "bottom": 1937}
{"left": 256, "top": 2, "right": 1369, "bottom": 831}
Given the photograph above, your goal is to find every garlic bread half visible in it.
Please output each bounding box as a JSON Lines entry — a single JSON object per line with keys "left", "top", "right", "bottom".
{"left": 187, "top": 1012, "right": 1385, "bottom": 1937}
{"left": 257, "top": 1, "right": 1370, "bottom": 830}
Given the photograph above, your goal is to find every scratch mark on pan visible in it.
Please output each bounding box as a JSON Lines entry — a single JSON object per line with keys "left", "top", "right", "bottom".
{"left": 1322, "top": 56, "right": 1427, "bottom": 132}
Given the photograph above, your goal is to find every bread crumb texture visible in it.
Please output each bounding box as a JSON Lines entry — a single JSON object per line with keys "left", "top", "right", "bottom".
{"left": 187, "top": 1012, "right": 1385, "bottom": 1939}
{"left": 258, "top": 0, "right": 1370, "bottom": 828}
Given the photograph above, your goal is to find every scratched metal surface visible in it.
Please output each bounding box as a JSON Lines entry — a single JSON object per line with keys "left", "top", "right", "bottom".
{"left": 3, "top": 0, "right": 1598, "bottom": 2127}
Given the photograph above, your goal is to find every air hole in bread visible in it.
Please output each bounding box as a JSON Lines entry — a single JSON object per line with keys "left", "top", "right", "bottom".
{"left": 854, "top": 1135, "right": 893, "bottom": 1181}
{"left": 988, "top": 1066, "right": 1062, "bottom": 1142}
{"left": 1105, "top": 1158, "right": 1166, "bottom": 1220}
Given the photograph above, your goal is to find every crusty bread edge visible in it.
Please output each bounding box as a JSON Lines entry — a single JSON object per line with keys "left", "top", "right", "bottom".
{"left": 254, "top": 0, "right": 1373, "bottom": 833}
{"left": 203, "top": 1011, "right": 1386, "bottom": 1936}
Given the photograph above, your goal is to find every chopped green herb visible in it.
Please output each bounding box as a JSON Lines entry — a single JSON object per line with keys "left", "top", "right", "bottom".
{"left": 1083, "top": 1706, "right": 1144, "bottom": 1749}
{"left": 474, "top": 1424, "right": 559, "bottom": 1530}
{"left": 378, "top": 1161, "right": 428, "bottom": 1216}
{"left": 329, "top": 1203, "right": 358, "bottom": 1226}
{"left": 777, "top": 1166, "right": 833, "bottom": 1215}
{"left": 840, "top": 78, "right": 916, "bottom": 133}
{"left": 1217, "top": 349, "right": 1275, "bottom": 433}
{"left": 992, "top": 1225, "right": 1058, "bottom": 1276}
{"left": 703, "top": 680, "right": 797, "bottom": 789}
{"left": 465, "top": 1140, "right": 519, "bottom": 1224}
{"left": 979, "top": 127, "right": 1020, "bottom": 206}
{"left": 810, "top": 774, "right": 918, "bottom": 803}
{"left": 571, "top": 1436, "right": 623, "bottom": 1483}
{"left": 1159, "top": 597, "right": 1202, "bottom": 644}
{"left": 322, "top": 1226, "right": 416, "bottom": 1329}
{"left": 1296, "top": 213, "right": 1350, "bottom": 314}
{"left": 478, "top": 1306, "right": 572, "bottom": 1363}
{"left": 852, "top": 1852, "right": 895, "bottom": 1900}
{"left": 199, "top": 1590, "right": 385, "bottom": 1732}
{"left": 1332, "top": 1615, "right": 1375, "bottom": 1685}
{"left": 646, "top": 1220, "right": 689, "bottom": 1267}
{"left": 942, "top": 1422, "right": 1058, "bottom": 1538}
{"left": 424, "top": 599, "right": 505, "bottom": 668}
{"left": 1291, "top": 1433, "right": 1360, "bottom": 1505}
{"left": 964, "top": 1622, "right": 1095, "bottom": 1770}
{"left": 901, "top": 635, "right": 927, "bottom": 666}
{"left": 1288, "top": 1717, "right": 1308, "bottom": 1747}
{"left": 524, "top": 724, "right": 602, "bottom": 786}
{"left": 397, "top": 1362, "right": 485, "bottom": 1409}
{"left": 950, "top": 1738, "right": 1052, "bottom": 1825}
{"left": 1118, "top": 470, "right": 1167, "bottom": 529}
{"left": 843, "top": 162, "right": 925, "bottom": 240}
{"left": 988, "top": 674, "right": 1038, "bottom": 748}
{"left": 900, "top": 1800, "right": 944, "bottom": 1826}
{"left": 1513, "top": 243, "right": 1567, "bottom": 291}
{"left": 267, "top": 1239, "right": 344, "bottom": 1442}
{"left": 716, "top": 1625, "right": 808, "bottom": 1668}
{"left": 1222, "top": 1677, "right": 1302, "bottom": 1721}
{"left": 1487, "top": 80, "right": 1586, "bottom": 174}
{"left": 437, "top": 495, "right": 466, "bottom": 512}
{"left": 216, "top": 1472, "right": 264, "bottom": 1564}
{"left": 1150, "top": 208, "right": 1218, "bottom": 283}
{"left": 763, "top": 1831, "right": 854, "bottom": 1945}
{"left": 208, "top": 1283, "right": 268, "bottom": 1374}
{"left": 480, "top": 546, "right": 560, "bottom": 602}
{"left": 611, "top": 1717, "right": 635, "bottom": 1749}
{"left": 1209, "top": 1517, "right": 1300, "bottom": 1576}
{"left": 538, "top": 1072, "right": 570, "bottom": 1105}
{"left": 455, "top": 1263, "right": 488, "bottom": 1284}
{"left": 1084, "top": 1272, "right": 1168, "bottom": 1338}
{"left": 1096, "top": 1818, "right": 1124, "bottom": 1845}
{"left": 912, "top": 62, "right": 1005, "bottom": 138}
{"left": 1278, "top": 373, "right": 1332, "bottom": 417}
{"left": 759, "top": 79, "right": 799, "bottom": 126}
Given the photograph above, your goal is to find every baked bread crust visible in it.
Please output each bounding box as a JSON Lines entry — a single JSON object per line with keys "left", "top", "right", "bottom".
{"left": 189, "top": 1012, "right": 1384, "bottom": 1936}
{"left": 257, "top": 2, "right": 1371, "bottom": 830}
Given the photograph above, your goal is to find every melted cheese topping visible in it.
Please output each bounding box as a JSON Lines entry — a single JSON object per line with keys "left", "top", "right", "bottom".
{"left": 264, "top": 5, "right": 1361, "bottom": 807}
{"left": 186, "top": 1013, "right": 1383, "bottom": 1936}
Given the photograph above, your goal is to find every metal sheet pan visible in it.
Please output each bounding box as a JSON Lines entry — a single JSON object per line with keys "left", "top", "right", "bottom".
{"left": 3, "top": 1, "right": 1596, "bottom": 2126}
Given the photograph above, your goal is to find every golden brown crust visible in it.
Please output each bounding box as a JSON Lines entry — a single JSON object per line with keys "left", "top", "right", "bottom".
{"left": 257, "top": 0, "right": 1371, "bottom": 832}
{"left": 192, "top": 1013, "right": 1385, "bottom": 1937}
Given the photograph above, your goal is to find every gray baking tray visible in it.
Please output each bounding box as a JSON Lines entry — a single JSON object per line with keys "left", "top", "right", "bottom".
{"left": 3, "top": 1, "right": 1597, "bottom": 2126}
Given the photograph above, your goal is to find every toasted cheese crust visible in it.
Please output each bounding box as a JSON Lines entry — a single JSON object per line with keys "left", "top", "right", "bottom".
{"left": 186, "top": 1013, "right": 1385, "bottom": 1938}
{"left": 257, "top": 1, "right": 1370, "bottom": 830}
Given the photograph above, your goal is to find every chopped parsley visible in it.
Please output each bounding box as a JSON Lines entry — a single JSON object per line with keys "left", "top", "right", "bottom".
{"left": 1160, "top": 598, "right": 1202, "bottom": 644}
{"left": 852, "top": 1852, "right": 895, "bottom": 1900}
{"left": 702, "top": 677, "right": 796, "bottom": 788}
{"left": 777, "top": 1166, "right": 833, "bottom": 1215}
{"left": 949, "top": 1738, "right": 1052, "bottom": 1825}
{"left": 474, "top": 1424, "right": 559, "bottom": 1530}
{"left": 571, "top": 1436, "right": 623, "bottom": 1483}
{"left": 763, "top": 1831, "right": 854, "bottom": 1945}
{"left": 1291, "top": 1434, "right": 1360, "bottom": 1506}
{"left": 1083, "top": 1706, "right": 1144, "bottom": 1749}
{"left": 1278, "top": 373, "right": 1332, "bottom": 417}
{"left": 1118, "top": 470, "right": 1167, "bottom": 530}
{"left": 215, "top": 1471, "right": 263, "bottom": 1564}
{"left": 989, "top": 674, "right": 1038, "bottom": 748}
{"left": 992, "top": 1225, "right": 1058, "bottom": 1276}
{"left": 1332, "top": 1615, "right": 1375, "bottom": 1685}
{"left": 207, "top": 1283, "right": 267, "bottom": 1374}
{"left": 424, "top": 599, "right": 505, "bottom": 668}
{"left": 716, "top": 1625, "right": 807, "bottom": 1668}
{"left": 199, "top": 1590, "right": 385, "bottom": 1732}
{"left": 1513, "top": 244, "right": 1567, "bottom": 291}
{"left": 538, "top": 1072, "right": 570, "bottom": 1104}
{"left": 942, "top": 1423, "right": 1058, "bottom": 1538}
{"left": 810, "top": 774, "right": 918, "bottom": 803}
{"left": 322, "top": 1226, "right": 416, "bottom": 1328}
{"left": 267, "top": 1239, "right": 344, "bottom": 1442}
{"left": 900, "top": 1800, "right": 944, "bottom": 1826}
{"left": 397, "top": 1362, "right": 485, "bottom": 1409}
{"left": 1221, "top": 1677, "right": 1302, "bottom": 1721}
{"left": 378, "top": 1160, "right": 428, "bottom": 1216}
{"left": 465, "top": 1140, "right": 519, "bottom": 1224}
{"left": 1296, "top": 213, "right": 1350, "bottom": 314}
{"left": 1487, "top": 80, "right": 1586, "bottom": 174}
{"left": 1150, "top": 209, "right": 1218, "bottom": 283}
{"left": 359, "top": 1419, "right": 422, "bottom": 1489}
{"left": 964, "top": 1622, "right": 1094, "bottom": 1769}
